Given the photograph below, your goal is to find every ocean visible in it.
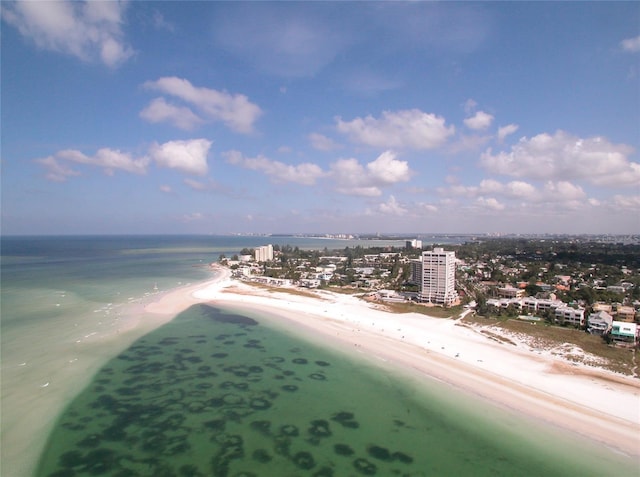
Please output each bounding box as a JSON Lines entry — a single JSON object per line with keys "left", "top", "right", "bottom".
{"left": 1, "top": 236, "right": 636, "bottom": 477}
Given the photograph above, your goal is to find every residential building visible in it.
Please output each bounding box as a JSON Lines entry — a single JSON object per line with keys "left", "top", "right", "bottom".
{"left": 497, "top": 286, "right": 525, "bottom": 299}
{"left": 405, "top": 239, "right": 423, "bottom": 249}
{"left": 592, "top": 303, "right": 613, "bottom": 313}
{"left": 554, "top": 306, "right": 585, "bottom": 327}
{"left": 587, "top": 311, "right": 613, "bottom": 335}
{"left": 610, "top": 321, "right": 638, "bottom": 346}
{"left": 418, "top": 248, "right": 458, "bottom": 306}
{"left": 615, "top": 306, "right": 636, "bottom": 322}
{"left": 409, "top": 259, "right": 422, "bottom": 285}
{"left": 254, "top": 244, "right": 274, "bottom": 262}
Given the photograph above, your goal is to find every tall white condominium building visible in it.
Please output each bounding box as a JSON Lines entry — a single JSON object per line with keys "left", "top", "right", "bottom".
{"left": 254, "top": 244, "right": 274, "bottom": 262}
{"left": 419, "top": 247, "right": 458, "bottom": 306}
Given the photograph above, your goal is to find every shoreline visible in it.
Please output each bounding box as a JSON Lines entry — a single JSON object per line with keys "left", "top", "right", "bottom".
{"left": 2, "top": 270, "right": 230, "bottom": 477}
{"left": 9, "top": 268, "right": 637, "bottom": 476}
{"left": 181, "top": 274, "right": 639, "bottom": 461}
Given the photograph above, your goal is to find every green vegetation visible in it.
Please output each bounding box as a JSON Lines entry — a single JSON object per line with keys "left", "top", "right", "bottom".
{"left": 462, "top": 314, "right": 637, "bottom": 376}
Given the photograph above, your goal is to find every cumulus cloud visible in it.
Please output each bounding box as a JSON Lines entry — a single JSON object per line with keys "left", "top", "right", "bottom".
{"left": 366, "top": 151, "right": 412, "bottom": 184}
{"left": 55, "top": 148, "right": 150, "bottom": 175}
{"left": 139, "top": 98, "right": 204, "bottom": 130}
{"left": 621, "top": 35, "right": 640, "bottom": 53}
{"left": 224, "top": 150, "right": 324, "bottom": 185}
{"left": 330, "top": 151, "right": 412, "bottom": 196}
{"left": 476, "top": 197, "right": 505, "bottom": 211}
{"left": 542, "top": 181, "right": 586, "bottom": 202}
{"left": 463, "top": 110, "right": 494, "bottom": 130}
{"left": 336, "top": 109, "right": 455, "bottom": 149}
{"left": 439, "top": 178, "right": 589, "bottom": 210}
{"left": 497, "top": 124, "right": 519, "bottom": 143}
{"left": 480, "top": 130, "right": 639, "bottom": 187}
{"left": 149, "top": 139, "right": 212, "bottom": 176}
{"left": 308, "top": 133, "right": 341, "bottom": 151}
{"left": 36, "top": 139, "right": 212, "bottom": 180}
{"left": 612, "top": 195, "right": 640, "bottom": 210}
{"left": 1, "top": 0, "right": 134, "bottom": 67}
{"left": 142, "top": 77, "right": 262, "bottom": 134}
{"left": 36, "top": 156, "right": 81, "bottom": 182}
{"left": 377, "top": 195, "right": 408, "bottom": 215}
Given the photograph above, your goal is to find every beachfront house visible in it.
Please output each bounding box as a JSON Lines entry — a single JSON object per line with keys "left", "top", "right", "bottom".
{"left": 554, "top": 306, "right": 585, "bottom": 328}
{"left": 587, "top": 311, "right": 613, "bottom": 335}
{"left": 610, "top": 321, "right": 638, "bottom": 346}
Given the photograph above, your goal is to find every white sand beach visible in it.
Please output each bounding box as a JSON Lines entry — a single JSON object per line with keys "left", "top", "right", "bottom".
{"left": 160, "top": 270, "right": 640, "bottom": 461}
{"left": 6, "top": 267, "right": 638, "bottom": 477}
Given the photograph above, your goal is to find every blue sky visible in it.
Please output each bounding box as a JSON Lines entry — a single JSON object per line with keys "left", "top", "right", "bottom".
{"left": 2, "top": 1, "right": 639, "bottom": 235}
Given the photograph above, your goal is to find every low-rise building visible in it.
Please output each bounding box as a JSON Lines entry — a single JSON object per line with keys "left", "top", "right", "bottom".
{"left": 497, "top": 286, "right": 525, "bottom": 299}
{"left": 592, "top": 302, "right": 613, "bottom": 313}
{"left": 554, "top": 306, "right": 585, "bottom": 327}
{"left": 587, "top": 311, "right": 613, "bottom": 335}
{"left": 616, "top": 306, "right": 636, "bottom": 322}
{"left": 610, "top": 321, "right": 638, "bottom": 346}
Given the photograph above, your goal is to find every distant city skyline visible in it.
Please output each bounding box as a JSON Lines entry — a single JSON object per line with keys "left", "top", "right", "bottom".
{"left": 2, "top": 1, "right": 639, "bottom": 235}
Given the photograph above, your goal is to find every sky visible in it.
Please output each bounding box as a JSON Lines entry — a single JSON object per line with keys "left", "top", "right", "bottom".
{"left": 1, "top": 1, "right": 639, "bottom": 236}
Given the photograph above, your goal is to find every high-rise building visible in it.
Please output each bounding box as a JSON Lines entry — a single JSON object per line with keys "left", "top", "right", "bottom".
{"left": 405, "top": 239, "right": 423, "bottom": 250}
{"left": 419, "top": 247, "right": 458, "bottom": 306}
{"left": 254, "top": 244, "right": 274, "bottom": 262}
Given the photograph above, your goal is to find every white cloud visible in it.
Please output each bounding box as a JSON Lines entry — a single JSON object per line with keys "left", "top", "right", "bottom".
{"left": 330, "top": 151, "right": 412, "bottom": 196}
{"left": 159, "top": 185, "right": 173, "bottom": 193}
{"left": 542, "top": 181, "right": 586, "bottom": 202}
{"left": 149, "top": 139, "right": 212, "bottom": 176}
{"left": 330, "top": 158, "right": 380, "bottom": 196}
{"left": 1, "top": 0, "right": 134, "bottom": 68}
{"left": 418, "top": 202, "right": 439, "bottom": 213}
{"left": 439, "top": 178, "right": 589, "bottom": 210}
{"left": 366, "top": 151, "right": 412, "bottom": 184}
{"left": 142, "top": 77, "right": 262, "bottom": 134}
{"left": 224, "top": 151, "right": 324, "bottom": 185}
{"left": 139, "top": 97, "right": 204, "bottom": 130}
{"left": 36, "top": 139, "right": 212, "bottom": 180}
{"left": 612, "top": 195, "right": 640, "bottom": 210}
{"left": 378, "top": 195, "right": 408, "bottom": 216}
{"left": 463, "top": 111, "right": 494, "bottom": 130}
{"left": 463, "top": 99, "right": 478, "bottom": 115}
{"left": 504, "top": 180, "right": 536, "bottom": 199}
{"left": 183, "top": 178, "right": 207, "bottom": 191}
{"left": 56, "top": 148, "right": 150, "bottom": 175}
{"left": 481, "top": 130, "right": 639, "bottom": 187}
{"left": 476, "top": 197, "right": 505, "bottom": 211}
{"left": 36, "top": 156, "right": 81, "bottom": 182}
{"left": 308, "top": 133, "right": 341, "bottom": 151}
{"left": 621, "top": 35, "right": 640, "bottom": 53}
{"left": 336, "top": 109, "right": 455, "bottom": 149}
{"left": 181, "top": 212, "right": 204, "bottom": 222}
{"left": 497, "top": 124, "right": 519, "bottom": 143}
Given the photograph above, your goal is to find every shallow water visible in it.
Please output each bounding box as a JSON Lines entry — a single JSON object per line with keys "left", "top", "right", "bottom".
{"left": 35, "top": 304, "right": 634, "bottom": 477}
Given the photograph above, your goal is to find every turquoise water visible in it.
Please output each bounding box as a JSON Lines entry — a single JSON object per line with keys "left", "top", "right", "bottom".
{"left": 2, "top": 236, "right": 637, "bottom": 477}
{"left": 34, "top": 304, "right": 636, "bottom": 476}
